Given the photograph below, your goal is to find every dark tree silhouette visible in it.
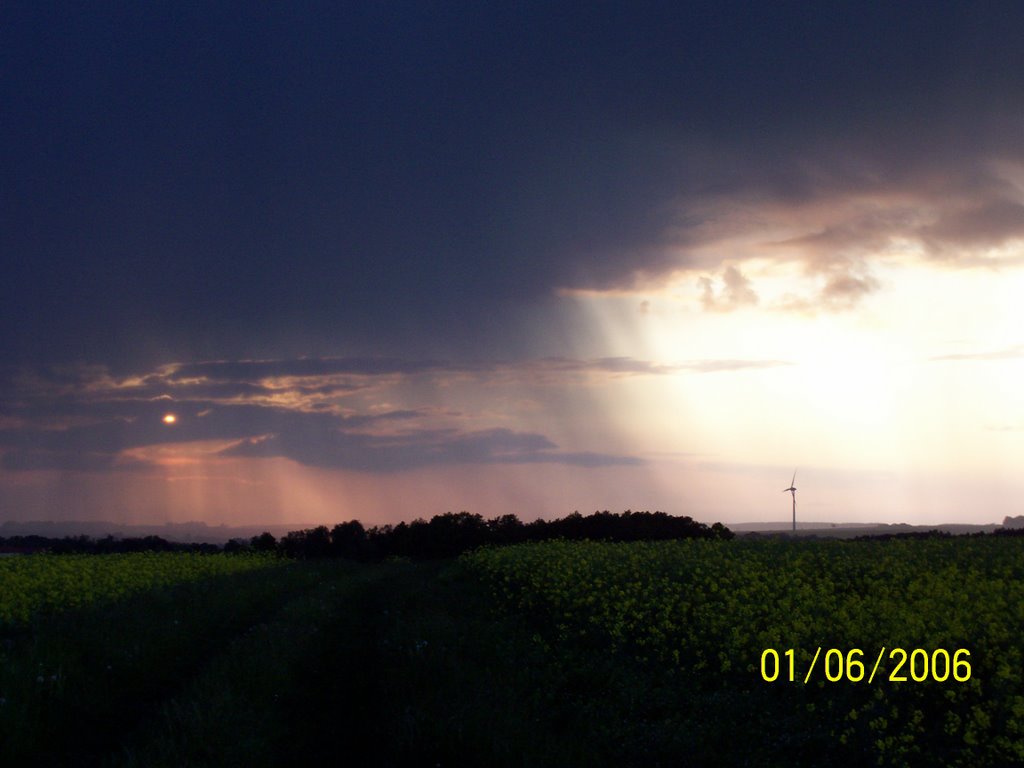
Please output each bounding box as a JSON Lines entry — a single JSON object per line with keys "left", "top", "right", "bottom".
{"left": 330, "top": 520, "right": 369, "bottom": 559}
{"left": 0, "top": 510, "right": 734, "bottom": 558}
{"left": 269, "top": 510, "right": 734, "bottom": 559}
{"left": 250, "top": 532, "right": 279, "bottom": 552}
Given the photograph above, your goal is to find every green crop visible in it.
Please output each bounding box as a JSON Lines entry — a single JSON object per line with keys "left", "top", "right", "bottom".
{"left": 462, "top": 538, "right": 1024, "bottom": 766}
{"left": 0, "top": 552, "right": 283, "bottom": 627}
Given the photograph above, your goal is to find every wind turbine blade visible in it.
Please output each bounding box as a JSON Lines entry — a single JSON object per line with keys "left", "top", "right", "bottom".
{"left": 791, "top": 469, "right": 797, "bottom": 486}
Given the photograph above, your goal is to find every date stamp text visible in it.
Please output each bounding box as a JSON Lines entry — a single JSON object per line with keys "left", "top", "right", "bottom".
{"left": 760, "top": 647, "right": 972, "bottom": 684}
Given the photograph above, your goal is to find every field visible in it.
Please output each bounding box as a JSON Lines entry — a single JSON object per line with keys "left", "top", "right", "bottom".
{"left": 463, "top": 538, "right": 1024, "bottom": 766}
{"left": 0, "top": 552, "right": 282, "bottom": 625}
{"left": 2, "top": 538, "right": 1022, "bottom": 766}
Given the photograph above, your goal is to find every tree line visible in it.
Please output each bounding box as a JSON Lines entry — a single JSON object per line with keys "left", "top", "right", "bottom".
{"left": 245, "top": 509, "right": 734, "bottom": 560}
{"left": 0, "top": 510, "right": 733, "bottom": 559}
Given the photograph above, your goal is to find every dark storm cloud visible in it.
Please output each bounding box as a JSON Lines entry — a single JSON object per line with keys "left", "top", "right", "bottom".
{"left": 2, "top": 450, "right": 149, "bottom": 473}
{"left": 165, "top": 358, "right": 474, "bottom": 382}
{"left": 154, "top": 356, "right": 681, "bottom": 385}
{"left": 222, "top": 427, "right": 640, "bottom": 472}
{"left": 3, "top": 2, "right": 1024, "bottom": 366}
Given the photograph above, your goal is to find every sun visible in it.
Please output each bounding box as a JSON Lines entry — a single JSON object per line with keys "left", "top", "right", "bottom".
{"left": 162, "top": 413, "right": 177, "bottom": 425}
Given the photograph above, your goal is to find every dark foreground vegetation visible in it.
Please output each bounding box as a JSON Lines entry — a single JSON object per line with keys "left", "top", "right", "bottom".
{"left": 1, "top": 558, "right": 617, "bottom": 767}
{"left": 3, "top": 535, "right": 1024, "bottom": 766}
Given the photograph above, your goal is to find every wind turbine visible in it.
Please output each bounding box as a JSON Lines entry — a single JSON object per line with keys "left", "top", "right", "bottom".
{"left": 782, "top": 470, "right": 797, "bottom": 532}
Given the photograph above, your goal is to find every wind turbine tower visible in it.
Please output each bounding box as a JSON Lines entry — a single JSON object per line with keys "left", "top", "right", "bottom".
{"left": 783, "top": 470, "right": 797, "bottom": 532}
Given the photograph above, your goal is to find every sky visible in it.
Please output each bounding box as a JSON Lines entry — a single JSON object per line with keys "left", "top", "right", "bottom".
{"left": 3, "top": 1, "right": 1024, "bottom": 528}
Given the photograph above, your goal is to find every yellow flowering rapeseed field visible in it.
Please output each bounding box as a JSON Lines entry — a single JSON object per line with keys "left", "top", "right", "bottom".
{"left": 462, "top": 537, "right": 1024, "bottom": 765}
{"left": 0, "top": 552, "right": 283, "bottom": 626}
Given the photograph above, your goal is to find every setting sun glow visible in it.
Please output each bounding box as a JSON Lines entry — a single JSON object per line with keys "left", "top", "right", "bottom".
{"left": 162, "top": 414, "right": 177, "bottom": 425}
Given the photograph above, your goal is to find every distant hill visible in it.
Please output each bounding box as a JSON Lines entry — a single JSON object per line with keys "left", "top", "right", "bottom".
{"left": 0, "top": 520, "right": 312, "bottom": 544}
{"left": 2, "top": 517, "right": 1010, "bottom": 545}
{"left": 732, "top": 521, "right": 1002, "bottom": 539}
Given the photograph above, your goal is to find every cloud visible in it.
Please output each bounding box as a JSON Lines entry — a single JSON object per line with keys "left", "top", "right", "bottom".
{"left": 0, "top": 353, "right": 793, "bottom": 427}
{"left": 667, "top": 160, "right": 1020, "bottom": 313}
{"left": 819, "top": 271, "right": 882, "bottom": 309}
{"left": 0, "top": 399, "right": 642, "bottom": 474}
{"left": 920, "top": 200, "right": 1024, "bottom": 253}
{"left": 1, "top": 450, "right": 149, "bottom": 473}
{"left": 3, "top": 352, "right": 803, "bottom": 475}
{"left": 164, "top": 358, "right": 469, "bottom": 382}
{"left": 0, "top": 353, "right": 776, "bottom": 426}
{"left": 221, "top": 426, "right": 640, "bottom": 472}
{"left": 0, "top": 357, "right": 654, "bottom": 474}
{"left": 676, "top": 359, "right": 791, "bottom": 373}
{"left": 4, "top": 4, "right": 1024, "bottom": 367}
{"left": 525, "top": 357, "right": 677, "bottom": 376}
{"left": 699, "top": 266, "right": 759, "bottom": 312}
{"left": 930, "top": 345, "right": 1024, "bottom": 362}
